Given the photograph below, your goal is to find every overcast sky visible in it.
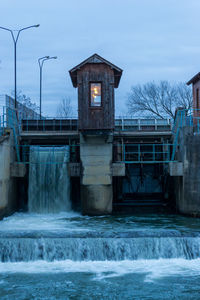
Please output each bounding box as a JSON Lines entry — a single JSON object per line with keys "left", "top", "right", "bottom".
{"left": 0, "top": 0, "right": 199, "bottom": 116}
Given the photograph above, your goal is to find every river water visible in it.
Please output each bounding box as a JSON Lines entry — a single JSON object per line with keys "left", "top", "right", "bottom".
{"left": 0, "top": 212, "right": 200, "bottom": 299}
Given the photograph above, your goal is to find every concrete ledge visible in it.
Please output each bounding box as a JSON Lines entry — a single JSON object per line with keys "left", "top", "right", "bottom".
{"left": 68, "top": 163, "right": 126, "bottom": 177}
{"left": 82, "top": 174, "right": 112, "bottom": 185}
{"left": 169, "top": 162, "right": 183, "bottom": 176}
{"left": 112, "top": 163, "right": 125, "bottom": 176}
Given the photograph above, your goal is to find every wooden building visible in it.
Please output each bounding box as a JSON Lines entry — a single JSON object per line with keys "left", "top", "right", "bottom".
{"left": 187, "top": 72, "right": 200, "bottom": 112}
{"left": 69, "top": 53, "right": 123, "bottom": 132}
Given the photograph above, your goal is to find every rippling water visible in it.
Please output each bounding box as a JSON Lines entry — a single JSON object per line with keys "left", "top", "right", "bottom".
{"left": 1, "top": 212, "right": 200, "bottom": 299}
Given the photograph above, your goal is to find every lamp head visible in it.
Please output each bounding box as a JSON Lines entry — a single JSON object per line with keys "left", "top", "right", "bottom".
{"left": 34, "top": 24, "right": 40, "bottom": 28}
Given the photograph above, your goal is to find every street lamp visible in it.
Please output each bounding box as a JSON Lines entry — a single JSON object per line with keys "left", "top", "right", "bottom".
{"left": 0, "top": 24, "right": 40, "bottom": 109}
{"left": 38, "top": 56, "right": 57, "bottom": 119}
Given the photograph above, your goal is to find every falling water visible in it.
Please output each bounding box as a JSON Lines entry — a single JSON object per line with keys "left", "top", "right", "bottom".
{"left": 28, "top": 146, "right": 71, "bottom": 213}
{"left": 1, "top": 213, "right": 200, "bottom": 299}
{"left": 0, "top": 236, "right": 200, "bottom": 262}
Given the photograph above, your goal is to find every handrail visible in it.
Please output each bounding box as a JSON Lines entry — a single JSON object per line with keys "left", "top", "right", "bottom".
{"left": 0, "top": 106, "right": 21, "bottom": 161}
{"left": 20, "top": 117, "right": 172, "bottom": 132}
{"left": 114, "top": 143, "right": 175, "bottom": 164}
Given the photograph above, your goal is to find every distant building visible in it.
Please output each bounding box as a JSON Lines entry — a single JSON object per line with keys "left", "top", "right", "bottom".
{"left": 0, "top": 94, "right": 40, "bottom": 121}
{"left": 187, "top": 72, "right": 200, "bottom": 110}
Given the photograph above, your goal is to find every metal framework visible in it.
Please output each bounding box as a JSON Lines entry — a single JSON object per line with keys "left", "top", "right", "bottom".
{"left": 2, "top": 106, "right": 199, "bottom": 165}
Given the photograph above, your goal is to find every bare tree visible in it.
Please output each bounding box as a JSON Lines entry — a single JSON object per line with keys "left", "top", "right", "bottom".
{"left": 127, "top": 81, "right": 192, "bottom": 119}
{"left": 57, "top": 97, "right": 73, "bottom": 118}
{"left": 11, "top": 90, "right": 39, "bottom": 112}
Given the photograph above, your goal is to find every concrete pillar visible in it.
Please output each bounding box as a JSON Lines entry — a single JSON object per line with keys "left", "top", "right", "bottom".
{"left": 80, "top": 133, "right": 113, "bottom": 215}
{"left": 0, "top": 133, "right": 18, "bottom": 219}
{"left": 174, "top": 127, "right": 200, "bottom": 216}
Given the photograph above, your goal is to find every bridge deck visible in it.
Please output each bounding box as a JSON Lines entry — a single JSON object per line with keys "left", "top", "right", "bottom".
{"left": 20, "top": 130, "right": 172, "bottom": 140}
{"left": 20, "top": 118, "right": 171, "bottom": 132}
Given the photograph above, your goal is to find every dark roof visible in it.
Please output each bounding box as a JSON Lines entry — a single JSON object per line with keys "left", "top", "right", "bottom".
{"left": 69, "top": 53, "right": 123, "bottom": 88}
{"left": 187, "top": 72, "right": 200, "bottom": 85}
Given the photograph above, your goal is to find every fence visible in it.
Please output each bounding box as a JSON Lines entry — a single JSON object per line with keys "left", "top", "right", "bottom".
{"left": 0, "top": 106, "right": 21, "bottom": 161}
{"left": 20, "top": 117, "right": 172, "bottom": 132}
{"left": 113, "top": 143, "right": 174, "bottom": 164}
{"left": 171, "top": 109, "right": 200, "bottom": 161}
{"left": 115, "top": 117, "right": 171, "bottom": 131}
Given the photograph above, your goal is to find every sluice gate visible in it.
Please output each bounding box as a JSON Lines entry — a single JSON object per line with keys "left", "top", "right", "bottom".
{"left": 0, "top": 108, "right": 174, "bottom": 215}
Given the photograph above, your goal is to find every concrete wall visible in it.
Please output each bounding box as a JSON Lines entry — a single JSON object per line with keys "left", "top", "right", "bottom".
{"left": 0, "top": 134, "right": 17, "bottom": 219}
{"left": 175, "top": 128, "right": 200, "bottom": 216}
{"left": 80, "top": 134, "right": 113, "bottom": 215}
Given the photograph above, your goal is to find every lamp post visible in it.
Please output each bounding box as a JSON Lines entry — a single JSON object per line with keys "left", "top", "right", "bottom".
{"left": 38, "top": 56, "right": 57, "bottom": 119}
{"left": 0, "top": 25, "right": 40, "bottom": 109}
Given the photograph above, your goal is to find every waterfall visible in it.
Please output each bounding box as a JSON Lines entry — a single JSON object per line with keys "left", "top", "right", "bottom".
{"left": 28, "top": 146, "right": 71, "bottom": 213}
{"left": 0, "top": 236, "right": 200, "bottom": 262}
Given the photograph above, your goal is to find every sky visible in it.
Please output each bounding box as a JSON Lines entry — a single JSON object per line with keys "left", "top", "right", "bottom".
{"left": 0, "top": 0, "right": 200, "bottom": 116}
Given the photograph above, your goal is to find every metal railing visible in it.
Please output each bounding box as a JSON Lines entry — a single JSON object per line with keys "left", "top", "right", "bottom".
{"left": 114, "top": 143, "right": 174, "bottom": 164}
{"left": 21, "top": 118, "right": 78, "bottom": 132}
{"left": 18, "top": 143, "right": 174, "bottom": 164}
{"left": 171, "top": 109, "right": 200, "bottom": 161}
{"left": 20, "top": 117, "right": 172, "bottom": 132}
{"left": 172, "top": 109, "right": 200, "bottom": 132}
{"left": 20, "top": 144, "right": 79, "bottom": 164}
{"left": 115, "top": 117, "right": 172, "bottom": 131}
{"left": 0, "top": 106, "right": 21, "bottom": 161}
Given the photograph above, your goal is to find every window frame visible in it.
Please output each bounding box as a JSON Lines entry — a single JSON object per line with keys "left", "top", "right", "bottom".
{"left": 89, "top": 82, "right": 102, "bottom": 108}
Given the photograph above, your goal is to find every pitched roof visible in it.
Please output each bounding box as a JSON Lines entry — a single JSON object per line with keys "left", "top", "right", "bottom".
{"left": 69, "top": 53, "right": 123, "bottom": 88}
{"left": 187, "top": 72, "right": 200, "bottom": 85}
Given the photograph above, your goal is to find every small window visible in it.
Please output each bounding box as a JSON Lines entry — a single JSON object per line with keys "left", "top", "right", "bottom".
{"left": 90, "top": 83, "right": 101, "bottom": 107}
{"left": 196, "top": 88, "right": 199, "bottom": 109}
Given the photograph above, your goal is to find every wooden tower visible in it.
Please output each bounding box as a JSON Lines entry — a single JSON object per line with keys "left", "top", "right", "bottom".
{"left": 69, "top": 54, "right": 123, "bottom": 215}
{"left": 69, "top": 53, "right": 122, "bottom": 132}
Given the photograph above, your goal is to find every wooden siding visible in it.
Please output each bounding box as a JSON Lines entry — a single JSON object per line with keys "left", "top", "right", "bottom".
{"left": 77, "top": 64, "right": 115, "bottom": 131}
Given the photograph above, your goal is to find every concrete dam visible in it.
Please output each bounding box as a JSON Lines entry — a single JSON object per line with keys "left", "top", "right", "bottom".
{"left": 0, "top": 53, "right": 200, "bottom": 218}
{"left": 1, "top": 54, "right": 200, "bottom": 299}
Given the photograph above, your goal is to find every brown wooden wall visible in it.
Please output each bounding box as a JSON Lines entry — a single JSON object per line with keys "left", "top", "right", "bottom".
{"left": 193, "top": 81, "right": 200, "bottom": 110}
{"left": 77, "top": 64, "right": 115, "bottom": 131}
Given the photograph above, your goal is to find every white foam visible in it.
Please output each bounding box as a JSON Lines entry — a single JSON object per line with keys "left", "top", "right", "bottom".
{"left": 0, "top": 259, "right": 200, "bottom": 282}
{"left": 0, "top": 212, "right": 85, "bottom": 232}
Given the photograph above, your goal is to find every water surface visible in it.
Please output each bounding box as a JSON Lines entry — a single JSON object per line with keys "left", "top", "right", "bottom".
{"left": 0, "top": 212, "right": 200, "bottom": 299}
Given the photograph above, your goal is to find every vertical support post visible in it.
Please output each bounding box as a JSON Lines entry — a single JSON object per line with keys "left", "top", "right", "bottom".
{"left": 155, "top": 119, "right": 157, "bottom": 131}
{"left": 14, "top": 41, "right": 17, "bottom": 108}
{"left": 3, "top": 108, "right": 5, "bottom": 130}
{"left": 138, "top": 144, "right": 140, "bottom": 162}
{"left": 122, "top": 117, "right": 124, "bottom": 130}
{"left": 153, "top": 144, "right": 155, "bottom": 162}
{"left": 121, "top": 137, "right": 124, "bottom": 162}
{"left": 167, "top": 144, "right": 170, "bottom": 162}
{"left": 39, "top": 65, "right": 42, "bottom": 119}
{"left": 123, "top": 143, "right": 126, "bottom": 162}
{"left": 138, "top": 119, "right": 141, "bottom": 131}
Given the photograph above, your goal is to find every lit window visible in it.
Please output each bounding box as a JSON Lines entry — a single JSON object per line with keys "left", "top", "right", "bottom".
{"left": 90, "top": 83, "right": 101, "bottom": 107}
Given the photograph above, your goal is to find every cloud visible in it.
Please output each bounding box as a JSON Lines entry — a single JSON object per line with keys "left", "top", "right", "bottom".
{"left": 0, "top": 0, "right": 200, "bottom": 115}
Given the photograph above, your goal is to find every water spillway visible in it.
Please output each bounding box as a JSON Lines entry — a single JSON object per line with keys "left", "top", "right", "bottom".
{"left": 28, "top": 146, "right": 71, "bottom": 213}
{"left": 0, "top": 236, "right": 200, "bottom": 262}
{"left": 1, "top": 213, "right": 200, "bottom": 262}
{"left": 1, "top": 214, "right": 200, "bottom": 298}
